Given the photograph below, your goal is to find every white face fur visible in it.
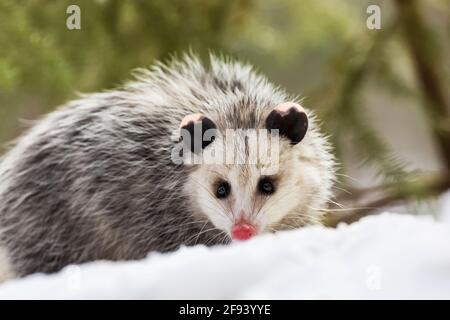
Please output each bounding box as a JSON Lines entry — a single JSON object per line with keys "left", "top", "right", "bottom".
{"left": 182, "top": 103, "right": 334, "bottom": 240}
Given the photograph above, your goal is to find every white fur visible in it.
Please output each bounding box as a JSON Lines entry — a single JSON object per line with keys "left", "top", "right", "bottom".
{"left": 0, "top": 247, "right": 14, "bottom": 283}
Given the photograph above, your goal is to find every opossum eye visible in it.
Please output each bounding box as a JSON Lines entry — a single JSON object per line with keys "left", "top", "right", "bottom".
{"left": 258, "top": 178, "right": 275, "bottom": 195}
{"left": 266, "top": 102, "right": 308, "bottom": 145}
{"left": 215, "top": 181, "right": 231, "bottom": 199}
{"left": 180, "top": 113, "right": 217, "bottom": 154}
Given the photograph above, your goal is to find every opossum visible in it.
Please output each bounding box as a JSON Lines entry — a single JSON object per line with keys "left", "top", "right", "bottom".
{"left": 0, "top": 54, "right": 335, "bottom": 281}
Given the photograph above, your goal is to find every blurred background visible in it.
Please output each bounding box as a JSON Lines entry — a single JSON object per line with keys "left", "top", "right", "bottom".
{"left": 0, "top": 0, "right": 449, "bottom": 223}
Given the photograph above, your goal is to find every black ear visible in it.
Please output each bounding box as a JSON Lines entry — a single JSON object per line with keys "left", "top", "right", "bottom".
{"left": 180, "top": 114, "right": 217, "bottom": 154}
{"left": 265, "top": 103, "right": 308, "bottom": 145}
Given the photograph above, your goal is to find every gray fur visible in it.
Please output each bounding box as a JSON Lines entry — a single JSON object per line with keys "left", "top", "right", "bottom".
{"left": 0, "top": 54, "right": 334, "bottom": 278}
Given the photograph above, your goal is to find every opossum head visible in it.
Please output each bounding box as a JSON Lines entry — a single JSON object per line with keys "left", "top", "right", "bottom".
{"left": 180, "top": 102, "right": 334, "bottom": 241}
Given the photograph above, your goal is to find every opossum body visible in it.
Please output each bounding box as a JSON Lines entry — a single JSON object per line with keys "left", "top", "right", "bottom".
{"left": 0, "top": 54, "right": 334, "bottom": 279}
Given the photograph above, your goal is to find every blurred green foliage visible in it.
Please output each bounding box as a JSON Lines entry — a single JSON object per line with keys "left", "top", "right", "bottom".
{"left": 0, "top": 0, "right": 365, "bottom": 141}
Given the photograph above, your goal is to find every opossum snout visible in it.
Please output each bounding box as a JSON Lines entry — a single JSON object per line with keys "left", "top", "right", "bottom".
{"left": 231, "top": 223, "right": 256, "bottom": 241}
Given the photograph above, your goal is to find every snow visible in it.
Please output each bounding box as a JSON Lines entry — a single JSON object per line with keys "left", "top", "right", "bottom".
{"left": 439, "top": 191, "right": 450, "bottom": 223}
{"left": 0, "top": 213, "right": 449, "bottom": 299}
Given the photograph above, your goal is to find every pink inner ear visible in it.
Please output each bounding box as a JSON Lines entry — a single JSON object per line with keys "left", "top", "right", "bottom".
{"left": 274, "top": 102, "right": 305, "bottom": 115}
{"left": 180, "top": 113, "right": 203, "bottom": 128}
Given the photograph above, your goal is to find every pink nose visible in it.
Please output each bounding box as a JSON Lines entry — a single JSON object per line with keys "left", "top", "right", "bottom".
{"left": 231, "top": 223, "right": 256, "bottom": 241}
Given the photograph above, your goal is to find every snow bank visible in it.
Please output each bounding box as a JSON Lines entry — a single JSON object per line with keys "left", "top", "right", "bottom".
{"left": 0, "top": 213, "right": 449, "bottom": 299}
{"left": 439, "top": 191, "right": 450, "bottom": 223}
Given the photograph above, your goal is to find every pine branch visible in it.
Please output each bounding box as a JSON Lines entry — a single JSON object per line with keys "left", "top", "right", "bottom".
{"left": 324, "top": 173, "right": 450, "bottom": 227}
{"left": 321, "top": 21, "right": 410, "bottom": 183}
{"left": 395, "top": 0, "right": 450, "bottom": 170}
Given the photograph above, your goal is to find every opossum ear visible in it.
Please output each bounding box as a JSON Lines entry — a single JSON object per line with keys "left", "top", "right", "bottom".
{"left": 179, "top": 113, "right": 217, "bottom": 154}
{"left": 265, "top": 102, "right": 308, "bottom": 145}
